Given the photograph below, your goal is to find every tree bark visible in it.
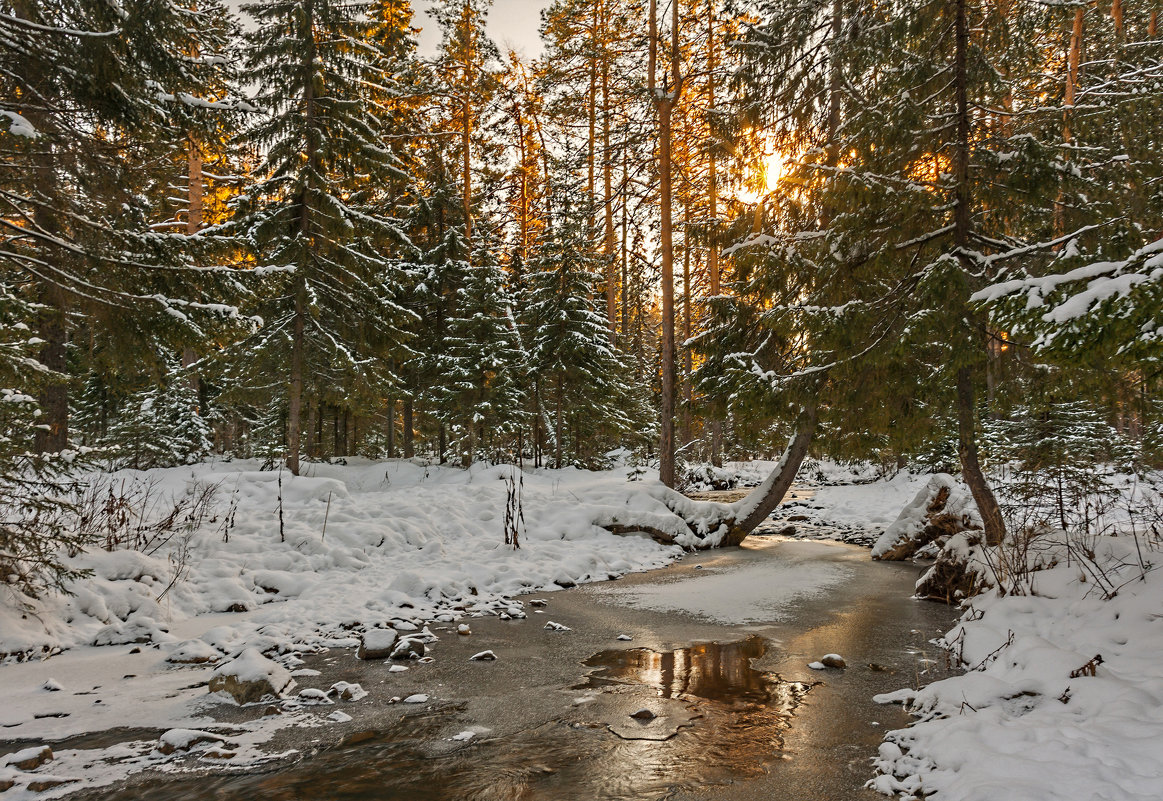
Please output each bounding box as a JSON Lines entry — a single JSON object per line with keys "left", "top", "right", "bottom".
{"left": 652, "top": 0, "right": 683, "bottom": 488}
{"left": 601, "top": 0, "right": 617, "bottom": 343}
{"left": 555, "top": 373, "right": 564, "bottom": 468}
{"left": 183, "top": 135, "right": 203, "bottom": 401}
{"left": 957, "top": 367, "right": 1006, "bottom": 546}
{"left": 460, "top": 1, "right": 474, "bottom": 257}
{"left": 728, "top": 403, "right": 818, "bottom": 537}
{"left": 15, "top": 0, "right": 68, "bottom": 453}
{"left": 305, "top": 397, "right": 318, "bottom": 458}
{"left": 287, "top": 280, "right": 306, "bottom": 475}
{"left": 681, "top": 243, "right": 693, "bottom": 448}
{"left": 403, "top": 399, "right": 414, "bottom": 458}
{"left": 1055, "top": 7, "right": 1085, "bottom": 240}
{"left": 386, "top": 399, "right": 395, "bottom": 457}
{"left": 706, "top": 2, "right": 724, "bottom": 466}
{"left": 952, "top": 0, "right": 1006, "bottom": 547}
{"left": 287, "top": 0, "right": 318, "bottom": 476}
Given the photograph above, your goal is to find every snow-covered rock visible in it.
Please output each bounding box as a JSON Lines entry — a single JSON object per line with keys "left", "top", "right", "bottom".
{"left": 390, "top": 637, "right": 426, "bottom": 660}
{"left": 3, "top": 745, "right": 52, "bottom": 770}
{"left": 469, "top": 650, "right": 496, "bottom": 661}
{"left": 328, "top": 681, "right": 367, "bottom": 701}
{"left": 293, "top": 688, "right": 333, "bottom": 705}
{"left": 166, "top": 639, "right": 222, "bottom": 665}
{"left": 544, "top": 621, "right": 571, "bottom": 632}
{"left": 356, "top": 628, "right": 398, "bottom": 660}
{"left": 208, "top": 648, "right": 294, "bottom": 704}
{"left": 156, "top": 729, "right": 225, "bottom": 755}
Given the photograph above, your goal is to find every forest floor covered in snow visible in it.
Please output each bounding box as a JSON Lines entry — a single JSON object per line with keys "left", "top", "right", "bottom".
{"left": 0, "top": 458, "right": 690, "bottom": 797}
{"left": 1, "top": 458, "right": 1161, "bottom": 800}
{"left": 861, "top": 470, "right": 1163, "bottom": 801}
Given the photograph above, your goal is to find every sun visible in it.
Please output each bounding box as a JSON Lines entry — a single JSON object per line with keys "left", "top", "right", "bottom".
{"left": 736, "top": 149, "right": 787, "bottom": 204}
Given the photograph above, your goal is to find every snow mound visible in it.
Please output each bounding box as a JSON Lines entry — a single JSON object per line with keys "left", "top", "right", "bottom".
{"left": 872, "top": 474, "right": 981, "bottom": 560}
{"left": 0, "top": 460, "right": 683, "bottom": 658}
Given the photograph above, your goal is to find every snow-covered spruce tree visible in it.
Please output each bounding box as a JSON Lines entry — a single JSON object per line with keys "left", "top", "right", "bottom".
{"left": 0, "top": 0, "right": 246, "bottom": 592}
{"left": 719, "top": 0, "right": 1098, "bottom": 546}
{"left": 0, "top": 0, "right": 251, "bottom": 455}
{"left": 969, "top": 3, "right": 1163, "bottom": 377}
{"left": 429, "top": 237, "right": 527, "bottom": 465}
{"left": 0, "top": 285, "right": 88, "bottom": 596}
{"left": 227, "top": 0, "right": 416, "bottom": 474}
{"left": 989, "top": 396, "right": 1134, "bottom": 536}
{"left": 99, "top": 356, "right": 213, "bottom": 469}
{"left": 523, "top": 207, "right": 640, "bottom": 467}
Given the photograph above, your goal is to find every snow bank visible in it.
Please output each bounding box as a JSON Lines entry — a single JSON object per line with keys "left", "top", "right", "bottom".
{"left": 870, "top": 532, "right": 1163, "bottom": 801}
{"left": 0, "top": 459, "right": 684, "bottom": 658}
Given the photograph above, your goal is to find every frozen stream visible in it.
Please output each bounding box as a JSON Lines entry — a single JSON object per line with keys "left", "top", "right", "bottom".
{"left": 74, "top": 532, "right": 958, "bottom": 801}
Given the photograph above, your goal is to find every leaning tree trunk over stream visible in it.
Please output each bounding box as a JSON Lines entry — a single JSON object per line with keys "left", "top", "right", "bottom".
{"left": 600, "top": 404, "right": 819, "bottom": 549}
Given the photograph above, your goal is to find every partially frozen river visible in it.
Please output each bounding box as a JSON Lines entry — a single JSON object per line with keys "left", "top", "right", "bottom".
{"left": 73, "top": 527, "right": 959, "bottom": 801}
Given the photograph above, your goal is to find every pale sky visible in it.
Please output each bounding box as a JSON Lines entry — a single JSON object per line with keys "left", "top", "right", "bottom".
{"left": 415, "top": 0, "right": 549, "bottom": 57}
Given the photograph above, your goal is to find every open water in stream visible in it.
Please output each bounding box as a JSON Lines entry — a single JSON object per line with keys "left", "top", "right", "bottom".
{"left": 76, "top": 519, "right": 959, "bottom": 801}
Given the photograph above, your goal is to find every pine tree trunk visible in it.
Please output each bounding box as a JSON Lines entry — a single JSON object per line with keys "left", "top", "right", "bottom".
{"left": 602, "top": 3, "right": 617, "bottom": 345}
{"left": 36, "top": 286, "right": 69, "bottom": 453}
{"left": 953, "top": 0, "right": 1006, "bottom": 547}
{"left": 620, "top": 148, "right": 630, "bottom": 339}
{"left": 287, "top": 280, "right": 306, "bottom": 475}
{"left": 729, "top": 403, "right": 819, "bottom": 537}
{"left": 287, "top": 0, "right": 318, "bottom": 477}
{"left": 403, "top": 399, "right": 414, "bottom": 458}
{"left": 1055, "top": 7, "right": 1085, "bottom": 239}
{"left": 314, "top": 404, "right": 323, "bottom": 456}
{"left": 707, "top": 0, "right": 723, "bottom": 467}
{"left": 183, "top": 135, "right": 203, "bottom": 402}
{"left": 386, "top": 400, "right": 395, "bottom": 457}
{"left": 460, "top": 1, "right": 474, "bottom": 257}
{"left": 681, "top": 243, "right": 693, "bottom": 448}
{"left": 587, "top": 0, "right": 598, "bottom": 233}
{"left": 15, "top": 0, "right": 68, "bottom": 453}
{"left": 652, "top": 0, "right": 682, "bottom": 489}
{"left": 957, "top": 368, "right": 1006, "bottom": 546}
{"left": 555, "top": 374, "right": 564, "bottom": 469}
{"left": 305, "top": 398, "right": 318, "bottom": 458}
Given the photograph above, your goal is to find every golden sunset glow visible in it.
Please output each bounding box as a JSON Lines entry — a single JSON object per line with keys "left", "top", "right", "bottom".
{"left": 736, "top": 148, "right": 787, "bottom": 204}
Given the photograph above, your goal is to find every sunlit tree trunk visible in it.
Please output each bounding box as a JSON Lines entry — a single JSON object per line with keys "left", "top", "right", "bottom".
{"left": 1054, "top": 7, "right": 1085, "bottom": 239}
{"left": 601, "top": 0, "right": 617, "bottom": 343}
{"left": 651, "top": 0, "right": 684, "bottom": 488}
{"left": 706, "top": 0, "right": 723, "bottom": 466}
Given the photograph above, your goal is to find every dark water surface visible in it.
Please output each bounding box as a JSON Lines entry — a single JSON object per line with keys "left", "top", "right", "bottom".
{"left": 75, "top": 537, "right": 959, "bottom": 801}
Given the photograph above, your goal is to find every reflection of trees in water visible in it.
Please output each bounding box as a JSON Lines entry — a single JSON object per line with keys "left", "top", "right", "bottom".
{"left": 563, "top": 636, "right": 809, "bottom": 798}
{"left": 582, "top": 634, "right": 776, "bottom": 702}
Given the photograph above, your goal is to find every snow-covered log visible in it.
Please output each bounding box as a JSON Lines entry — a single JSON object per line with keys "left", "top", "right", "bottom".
{"left": 596, "top": 406, "right": 818, "bottom": 549}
